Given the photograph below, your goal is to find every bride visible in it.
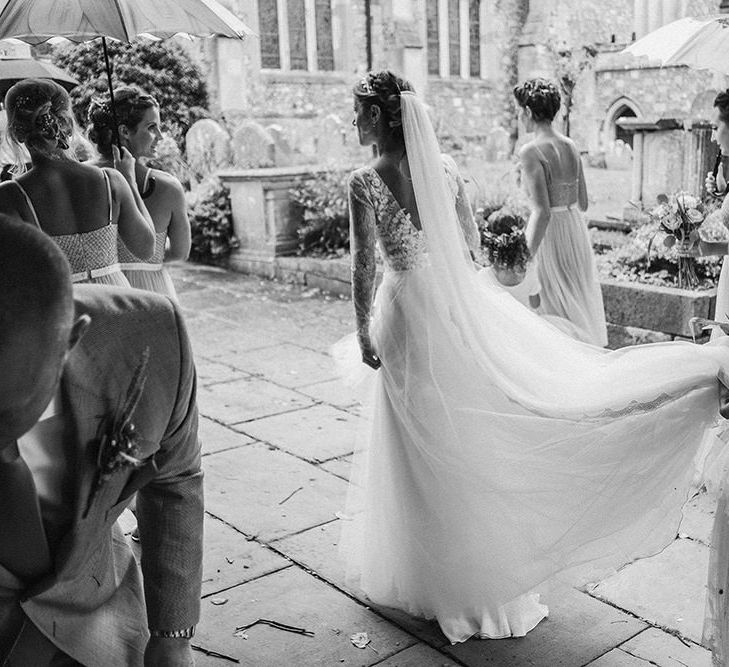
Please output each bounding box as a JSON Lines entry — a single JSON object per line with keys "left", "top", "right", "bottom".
{"left": 337, "top": 70, "right": 729, "bottom": 645}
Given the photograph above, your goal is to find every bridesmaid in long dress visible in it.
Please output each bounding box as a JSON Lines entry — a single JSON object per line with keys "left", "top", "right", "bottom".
{"left": 0, "top": 79, "right": 155, "bottom": 284}
{"left": 88, "top": 87, "right": 190, "bottom": 300}
{"left": 515, "top": 78, "right": 608, "bottom": 347}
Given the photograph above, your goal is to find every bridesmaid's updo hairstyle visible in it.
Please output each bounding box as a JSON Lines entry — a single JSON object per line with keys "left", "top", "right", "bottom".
{"left": 481, "top": 208, "right": 530, "bottom": 273}
{"left": 513, "top": 78, "right": 561, "bottom": 123}
{"left": 4, "top": 79, "right": 82, "bottom": 171}
{"left": 353, "top": 70, "right": 415, "bottom": 143}
{"left": 714, "top": 89, "right": 729, "bottom": 124}
{"left": 87, "top": 86, "right": 159, "bottom": 158}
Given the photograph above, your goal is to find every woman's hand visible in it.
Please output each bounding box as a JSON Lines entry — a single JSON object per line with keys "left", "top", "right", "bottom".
{"left": 359, "top": 337, "right": 381, "bottom": 370}
{"left": 112, "top": 144, "right": 137, "bottom": 183}
{"left": 706, "top": 167, "right": 727, "bottom": 198}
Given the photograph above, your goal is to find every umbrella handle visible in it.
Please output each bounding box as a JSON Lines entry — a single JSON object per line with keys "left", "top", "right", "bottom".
{"left": 101, "top": 37, "right": 122, "bottom": 152}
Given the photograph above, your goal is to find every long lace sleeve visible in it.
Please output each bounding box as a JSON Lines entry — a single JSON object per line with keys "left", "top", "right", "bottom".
{"left": 348, "top": 171, "right": 377, "bottom": 343}
{"left": 442, "top": 154, "right": 480, "bottom": 256}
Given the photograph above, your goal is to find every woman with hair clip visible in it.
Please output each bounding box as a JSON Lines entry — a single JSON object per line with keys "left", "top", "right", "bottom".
{"left": 88, "top": 86, "right": 190, "bottom": 299}
{"left": 339, "top": 69, "right": 729, "bottom": 646}
{"left": 0, "top": 79, "right": 155, "bottom": 285}
{"left": 513, "top": 78, "right": 607, "bottom": 347}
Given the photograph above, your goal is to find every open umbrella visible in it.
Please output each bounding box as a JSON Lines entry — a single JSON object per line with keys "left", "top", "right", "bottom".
{"left": 0, "top": 57, "right": 77, "bottom": 98}
{"left": 622, "top": 15, "right": 729, "bottom": 75}
{"left": 0, "top": 0, "right": 255, "bottom": 145}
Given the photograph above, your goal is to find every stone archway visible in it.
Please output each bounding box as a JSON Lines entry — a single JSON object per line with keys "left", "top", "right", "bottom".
{"left": 604, "top": 97, "right": 642, "bottom": 149}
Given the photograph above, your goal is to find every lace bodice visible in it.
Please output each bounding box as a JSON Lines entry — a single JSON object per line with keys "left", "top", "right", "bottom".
{"left": 348, "top": 157, "right": 479, "bottom": 340}
{"left": 547, "top": 180, "right": 578, "bottom": 208}
{"left": 349, "top": 166, "right": 428, "bottom": 272}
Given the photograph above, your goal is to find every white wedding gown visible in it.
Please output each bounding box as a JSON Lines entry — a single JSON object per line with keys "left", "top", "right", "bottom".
{"left": 337, "top": 92, "right": 729, "bottom": 645}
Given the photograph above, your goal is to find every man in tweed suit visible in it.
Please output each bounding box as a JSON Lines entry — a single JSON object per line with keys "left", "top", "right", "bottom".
{"left": 0, "top": 219, "right": 203, "bottom": 666}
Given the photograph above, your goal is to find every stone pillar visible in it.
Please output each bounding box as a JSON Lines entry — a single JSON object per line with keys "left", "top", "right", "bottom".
{"left": 438, "top": 0, "right": 448, "bottom": 77}
{"left": 633, "top": 0, "right": 648, "bottom": 39}
{"left": 459, "top": 0, "right": 469, "bottom": 79}
{"left": 630, "top": 132, "right": 644, "bottom": 206}
{"left": 686, "top": 122, "right": 720, "bottom": 197}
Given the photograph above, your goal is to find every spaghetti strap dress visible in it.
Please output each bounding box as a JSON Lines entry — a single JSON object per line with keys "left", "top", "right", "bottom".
{"left": 531, "top": 144, "right": 608, "bottom": 347}
{"left": 13, "top": 172, "right": 129, "bottom": 287}
{"left": 118, "top": 168, "right": 177, "bottom": 300}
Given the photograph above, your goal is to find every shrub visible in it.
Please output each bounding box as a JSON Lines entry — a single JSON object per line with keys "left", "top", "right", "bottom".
{"left": 596, "top": 204, "right": 726, "bottom": 289}
{"left": 187, "top": 179, "right": 239, "bottom": 265}
{"left": 290, "top": 170, "right": 350, "bottom": 257}
{"left": 52, "top": 39, "right": 209, "bottom": 146}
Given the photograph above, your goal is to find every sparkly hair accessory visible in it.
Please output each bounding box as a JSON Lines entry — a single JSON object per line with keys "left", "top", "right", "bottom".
{"left": 359, "top": 76, "right": 375, "bottom": 96}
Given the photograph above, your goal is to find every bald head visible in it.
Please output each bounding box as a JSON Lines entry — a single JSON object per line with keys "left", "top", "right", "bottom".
{"left": 0, "top": 218, "right": 78, "bottom": 444}
{"left": 0, "top": 216, "right": 74, "bottom": 343}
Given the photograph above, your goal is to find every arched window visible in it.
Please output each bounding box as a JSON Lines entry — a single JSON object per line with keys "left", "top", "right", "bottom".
{"left": 614, "top": 106, "right": 637, "bottom": 148}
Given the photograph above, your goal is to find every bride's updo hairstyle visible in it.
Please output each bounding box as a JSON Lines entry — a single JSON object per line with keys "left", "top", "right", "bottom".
{"left": 353, "top": 70, "right": 415, "bottom": 144}
{"left": 513, "top": 78, "right": 561, "bottom": 123}
{"left": 4, "top": 79, "right": 83, "bottom": 172}
{"left": 481, "top": 208, "right": 530, "bottom": 273}
{"left": 87, "top": 86, "right": 159, "bottom": 158}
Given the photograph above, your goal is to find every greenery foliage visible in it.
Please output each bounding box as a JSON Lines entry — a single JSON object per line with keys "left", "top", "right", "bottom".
{"left": 187, "top": 179, "right": 239, "bottom": 265}
{"left": 52, "top": 39, "right": 209, "bottom": 145}
{"left": 596, "top": 203, "right": 726, "bottom": 289}
{"left": 290, "top": 170, "right": 350, "bottom": 257}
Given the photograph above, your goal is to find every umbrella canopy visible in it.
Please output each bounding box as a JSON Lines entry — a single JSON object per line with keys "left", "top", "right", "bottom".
{"left": 0, "top": 0, "right": 254, "bottom": 148}
{"left": 0, "top": 57, "right": 77, "bottom": 98}
{"left": 622, "top": 15, "right": 729, "bottom": 75}
{"left": 0, "top": 0, "right": 254, "bottom": 44}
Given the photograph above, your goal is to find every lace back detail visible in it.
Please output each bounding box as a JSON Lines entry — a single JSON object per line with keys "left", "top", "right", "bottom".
{"left": 355, "top": 168, "right": 428, "bottom": 271}
{"left": 548, "top": 181, "right": 579, "bottom": 208}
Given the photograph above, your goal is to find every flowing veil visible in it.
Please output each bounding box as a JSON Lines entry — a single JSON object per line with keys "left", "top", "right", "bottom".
{"left": 339, "top": 90, "right": 729, "bottom": 641}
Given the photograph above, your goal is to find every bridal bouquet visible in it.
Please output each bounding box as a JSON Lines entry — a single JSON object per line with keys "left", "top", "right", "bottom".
{"left": 647, "top": 192, "right": 706, "bottom": 289}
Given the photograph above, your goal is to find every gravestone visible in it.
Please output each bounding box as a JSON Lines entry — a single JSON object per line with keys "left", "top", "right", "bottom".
{"left": 485, "top": 127, "right": 510, "bottom": 162}
{"left": 266, "top": 124, "right": 294, "bottom": 166}
{"left": 185, "top": 119, "right": 232, "bottom": 182}
{"left": 314, "top": 114, "right": 347, "bottom": 161}
{"left": 231, "top": 121, "right": 276, "bottom": 168}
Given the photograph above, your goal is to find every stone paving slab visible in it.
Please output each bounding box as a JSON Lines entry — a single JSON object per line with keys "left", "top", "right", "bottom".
{"left": 202, "top": 514, "right": 291, "bottom": 598}
{"left": 199, "top": 416, "right": 255, "bottom": 457}
{"left": 240, "top": 403, "right": 360, "bottom": 463}
{"left": 193, "top": 566, "right": 417, "bottom": 667}
{"left": 618, "top": 627, "right": 711, "bottom": 667}
{"left": 585, "top": 648, "right": 649, "bottom": 666}
{"left": 445, "top": 586, "right": 646, "bottom": 667}
{"left": 204, "top": 443, "right": 348, "bottom": 542}
{"left": 195, "top": 356, "right": 250, "bottom": 387}
{"left": 274, "top": 520, "right": 454, "bottom": 648}
{"left": 589, "top": 538, "right": 708, "bottom": 644}
{"left": 185, "top": 314, "right": 277, "bottom": 356}
{"left": 296, "top": 377, "right": 363, "bottom": 409}
{"left": 227, "top": 342, "right": 337, "bottom": 388}
{"left": 371, "top": 643, "right": 458, "bottom": 666}
{"left": 679, "top": 490, "right": 716, "bottom": 546}
{"left": 319, "top": 454, "right": 353, "bottom": 481}
{"left": 197, "top": 376, "right": 314, "bottom": 424}
{"left": 177, "top": 285, "right": 249, "bottom": 313}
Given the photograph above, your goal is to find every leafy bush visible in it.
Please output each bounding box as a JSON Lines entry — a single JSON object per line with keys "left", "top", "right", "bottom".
{"left": 290, "top": 170, "right": 350, "bottom": 257}
{"left": 596, "top": 203, "right": 726, "bottom": 289}
{"left": 52, "top": 39, "right": 209, "bottom": 146}
{"left": 187, "top": 179, "right": 239, "bottom": 265}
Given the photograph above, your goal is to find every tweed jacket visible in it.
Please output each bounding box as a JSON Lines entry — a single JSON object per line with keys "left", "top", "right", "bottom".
{"left": 0, "top": 285, "right": 204, "bottom": 666}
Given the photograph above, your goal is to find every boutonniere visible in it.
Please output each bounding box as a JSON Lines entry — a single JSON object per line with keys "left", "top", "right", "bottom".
{"left": 85, "top": 348, "right": 150, "bottom": 517}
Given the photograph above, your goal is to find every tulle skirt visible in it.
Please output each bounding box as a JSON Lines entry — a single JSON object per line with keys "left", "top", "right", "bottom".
{"left": 536, "top": 207, "right": 607, "bottom": 347}
{"left": 123, "top": 266, "right": 178, "bottom": 300}
{"left": 337, "top": 264, "right": 729, "bottom": 644}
